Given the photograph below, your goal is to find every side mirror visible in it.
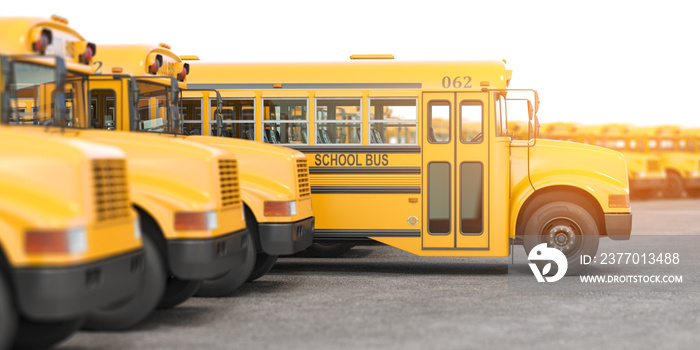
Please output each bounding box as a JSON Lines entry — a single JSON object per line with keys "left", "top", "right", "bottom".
{"left": 534, "top": 115, "right": 540, "bottom": 139}
{"left": 527, "top": 100, "right": 534, "bottom": 121}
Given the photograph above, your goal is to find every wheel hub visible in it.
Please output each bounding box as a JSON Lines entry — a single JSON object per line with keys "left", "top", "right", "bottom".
{"left": 548, "top": 224, "right": 576, "bottom": 252}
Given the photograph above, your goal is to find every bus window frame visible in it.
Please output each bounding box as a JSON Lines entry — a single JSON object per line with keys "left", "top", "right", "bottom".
{"left": 261, "top": 97, "right": 309, "bottom": 145}
{"left": 427, "top": 161, "right": 452, "bottom": 236}
{"left": 368, "top": 97, "right": 418, "bottom": 146}
{"left": 459, "top": 99, "right": 484, "bottom": 144}
{"left": 315, "top": 97, "right": 363, "bottom": 145}
{"left": 427, "top": 99, "right": 451, "bottom": 144}
{"left": 211, "top": 97, "right": 256, "bottom": 139}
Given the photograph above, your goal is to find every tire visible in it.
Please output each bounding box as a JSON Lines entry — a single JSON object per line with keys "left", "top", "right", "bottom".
{"left": 0, "top": 272, "right": 17, "bottom": 350}
{"left": 157, "top": 277, "right": 201, "bottom": 310}
{"left": 195, "top": 230, "right": 255, "bottom": 297}
{"left": 248, "top": 253, "right": 278, "bottom": 282}
{"left": 13, "top": 317, "right": 83, "bottom": 349}
{"left": 663, "top": 171, "right": 684, "bottom": 198}
{"left": 522, "top": 200, "right": 599, "bottom": 276}
{"left": 244, "top": 207, "right": 278, "bottom": 282}
{"left": 84, "top": 235, "right": 166, "bottom": 330}
{"left": 306, "top": 242, "right": 356, "bottom": 258}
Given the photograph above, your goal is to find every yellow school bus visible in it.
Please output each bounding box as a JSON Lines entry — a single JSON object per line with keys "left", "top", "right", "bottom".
{"left": 0, "top": 16, "right": 250, "bottom": 330}
{"left": 184, "top": 56, "right": 632, "bottom": 274}
{"left": 553, "top": 124, "right": 665, "bottom": 197}
{"left": 90, "top": 44, "right": 314, "bottom": 293}
{"left": 0, "top": 20, "right": 144, "bottom": 346}
{"left": 540, "top": 122, "right": 582, "bottom": 142}
{"left": 634, "top": 125, "right": 700, "bottom": 197}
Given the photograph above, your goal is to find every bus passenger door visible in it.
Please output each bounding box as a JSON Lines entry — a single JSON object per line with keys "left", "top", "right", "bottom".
{"left": 421, "top": 92, "right": 489, "bottom": 250}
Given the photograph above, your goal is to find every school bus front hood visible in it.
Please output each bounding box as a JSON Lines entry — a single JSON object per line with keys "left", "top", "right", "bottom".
{"left": 0, "top": 126, "right": 124, "bottom": 232}
{"left": 42, "top": 128, "right": 231, "bottom": 212}
{"left": 185, "top": 136, "right": 305, "bottom": 200}
{"left": 528, "top": 139, "right": 630, "bottom": 204}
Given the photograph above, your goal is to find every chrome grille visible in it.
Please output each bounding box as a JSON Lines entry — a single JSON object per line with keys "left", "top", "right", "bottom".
{"left": 219, "top": 159, "right": 241, "bottom": 207}
{"left": 92, "top": 159, "right": 130, "bottom": 221}
{"left": 296, "top": 158, "right": 311, "bottom": 198}
{"left": 647, "top": 159, "right": 661, "bottom": 173}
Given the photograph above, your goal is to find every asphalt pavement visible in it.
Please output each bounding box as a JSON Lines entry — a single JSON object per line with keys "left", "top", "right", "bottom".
{"left": 58, "top": 198, "right": 700, "bottom": 350}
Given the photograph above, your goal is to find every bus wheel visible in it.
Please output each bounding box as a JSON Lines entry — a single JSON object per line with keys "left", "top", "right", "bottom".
{"left": 84, "top": 235, "right": 166, "bottom": 330}
{"left": 0, "top": 272, "right": 17, "bottom": 349}
{"left": 244, "top": 206, "right": 278, "bottom": 282}
{"left": 663, "top": 172, "right": 684, "bottom": 198}
{"left": 523, "top": 201, "right": 599, "bottom": 276}
{"left": 248, "top": 252, "right": 278, "bottom": 282}
{"left": 195, "top": 231, "right": 255, "bottom": 297}
{"left": 306, "top": 242, "right": 356, "bottom": 258}
{"left": 157, "top": 277, "right": 201, "bottom": 309}
{"left": 13, "top": 317, "right": 83, "bottom": 349}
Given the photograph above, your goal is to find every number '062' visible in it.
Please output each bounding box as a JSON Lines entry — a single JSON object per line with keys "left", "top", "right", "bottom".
{"left": 441, "top": 76, "right": 472, "bottom": 89}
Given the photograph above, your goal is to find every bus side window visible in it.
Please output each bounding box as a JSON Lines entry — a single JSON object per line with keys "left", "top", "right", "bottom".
{"left": 211, "top": 99, "right": 254, "bottom": 139}
{"left": 369, "top": 98, "right": 417, "bottom": 144}
{"left": 315, "top": 98, "right": 361, "bottom": 144}
{"left": 262, "top": 98, "right": 308, "bottom": 144}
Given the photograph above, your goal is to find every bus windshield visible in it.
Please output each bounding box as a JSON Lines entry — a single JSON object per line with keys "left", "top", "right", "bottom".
{"left": 132, "top": 80, "right": 180, "bottom": 134}
{"left": 5, "top": 60, "right": 65, "bottom": 126}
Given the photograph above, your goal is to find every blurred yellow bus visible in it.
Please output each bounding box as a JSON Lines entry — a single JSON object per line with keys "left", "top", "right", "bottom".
{"left": 0, "top": 16, "right": 250, "bottom": 329}
{"left": 634, "top": 125, "right": 700, "bottom": 197}
{"left": 0, "top": 16, "right": 144, "bottom": 347}
{"left": 184, "top": 56, "right": 632, "bottom": 274}
{"left": 89, "top": 44, "right": 314, "bottom": 294}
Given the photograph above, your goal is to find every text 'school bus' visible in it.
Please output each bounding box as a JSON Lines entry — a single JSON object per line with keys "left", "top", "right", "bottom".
{"left": 633, "top": 125, "right": 700, "bottom": 198}
{"left": 89, "top": 44, "right": 314, "bottom": 295}
{"left": 183, "top": 55, "right": 633, "bottom": 273}
{"left": 547, "top": 123, "right": 665, "bottom": 198}
{"left": 0, "top": 16, "right": 249, "bottom": 329}
{"left": 1, "top": 24, "right": 143, "bottom": 345}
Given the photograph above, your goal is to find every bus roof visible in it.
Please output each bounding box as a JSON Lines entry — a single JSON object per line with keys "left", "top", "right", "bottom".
{"left": 96, "top": 44, "right": 188, "bottom": 87}
{"left": 185, "top": 60, "right": 509, "bottom": 91}
{"left": 0, "top": 17, "right": 95, "bottom": 74}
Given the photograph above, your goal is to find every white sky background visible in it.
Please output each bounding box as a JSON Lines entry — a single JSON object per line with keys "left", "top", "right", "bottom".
{"left": 5, "top": 0, "right": 700, "bottom": 127}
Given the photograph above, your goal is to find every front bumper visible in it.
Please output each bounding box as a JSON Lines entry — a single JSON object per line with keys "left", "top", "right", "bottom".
{"left": 605, "top": 213, "right": 633, "bottom": 240}
{"left": 259, "top": 217, "right": 315, "bottom": 255}
{"left": 684, "top": 177, "right": 700, "bottom": 190}
{"left": 12, "top": 249, "right": 144, "bottom": 321}
{"left": 630, "top": 178, "right": 665, "bottom": 191}
{"left": 167, "top": 228, "right": 248, "bottom": 280}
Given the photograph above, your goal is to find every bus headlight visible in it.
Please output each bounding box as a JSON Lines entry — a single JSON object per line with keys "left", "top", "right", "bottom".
{"left": 25, "top": 226, "right": 88, "bottom": 254}
{"left": 174, "top": 211, "right": 218, "bottom": 231}
{"left": 264, "top": 201, "right": 297, "bottom": 217}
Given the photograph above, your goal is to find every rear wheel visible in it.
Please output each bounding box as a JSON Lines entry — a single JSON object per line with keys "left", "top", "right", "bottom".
{"left": 84, "top": 234, "right": 166, "bottom": 330}
{"left": 157, "top": 277, "right": 201, "bottom": 310}
{"left": 195, "top": 230, "right": 255, "bottom": 297}
{"left": 13, "top": 317, "right": 83, "bottom": 349}
{"left": 663, "top": 171, "right": 684, "bottom": 198}
{"left": 522, "top": 200, "right": 599, "bottom": 275}
{"left": 306, "top": 242, "right": 356, "bottom": 258}
{"left": 0, "top": 272, "right": 17, "bottom": 349}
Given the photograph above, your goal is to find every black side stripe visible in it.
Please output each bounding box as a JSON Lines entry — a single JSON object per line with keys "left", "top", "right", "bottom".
{"left": 311, "top": 186, "right": 421, "bottom": 194}
{"left": 314, "top": 229, "right": 421, "bottom": 238}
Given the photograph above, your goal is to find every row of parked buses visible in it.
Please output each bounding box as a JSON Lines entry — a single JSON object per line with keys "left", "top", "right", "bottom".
{"left": 1, "top": 16, "right": 633, "bottom": 348}
{"left": 530, "top": 122, "right": 700, "bottom": 198}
